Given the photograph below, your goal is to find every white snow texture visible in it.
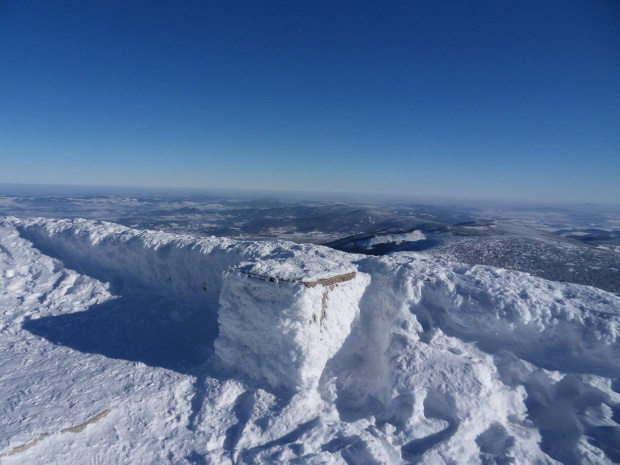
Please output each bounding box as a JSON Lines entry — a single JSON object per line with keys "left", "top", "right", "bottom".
{"left": 1, "top": 217, "right": 620, "bottom": 464}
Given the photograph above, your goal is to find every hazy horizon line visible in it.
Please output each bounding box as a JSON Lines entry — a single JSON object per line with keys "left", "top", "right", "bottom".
{"left": 0, "top": 181, "right": 618, "bottom": 210}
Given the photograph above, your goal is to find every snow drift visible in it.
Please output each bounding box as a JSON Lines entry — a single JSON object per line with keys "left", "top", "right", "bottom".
{"left": 2, "top": 217, "right": 620, "bottom": 464}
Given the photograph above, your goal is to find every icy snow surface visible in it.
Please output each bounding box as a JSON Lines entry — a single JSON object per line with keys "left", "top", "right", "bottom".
{"left": 1, "top": 217, "right": 620, "bottom": 464}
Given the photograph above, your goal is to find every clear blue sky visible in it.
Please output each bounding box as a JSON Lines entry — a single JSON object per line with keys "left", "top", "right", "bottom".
{"left": 1, "top": 1, "right": 619, "bottom": 203}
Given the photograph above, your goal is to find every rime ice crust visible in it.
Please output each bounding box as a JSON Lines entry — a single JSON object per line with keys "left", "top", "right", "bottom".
{"left": 215, "top": 266, "right": 370, "bottom": 392}
{"left": 233, "top": 248, "right": 358, "bottom": 285}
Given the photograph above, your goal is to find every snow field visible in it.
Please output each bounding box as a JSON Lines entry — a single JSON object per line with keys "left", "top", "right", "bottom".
{"left": 1, "top": 217, "right": 620, "bottom": 463}
{"left": 323, "top": 254, "right": 620, "bottom": 463}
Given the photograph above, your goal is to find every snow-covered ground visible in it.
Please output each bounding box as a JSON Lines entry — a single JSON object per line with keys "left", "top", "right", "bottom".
{"left": 1, "top": 217, "right": 620, "bottom": 464}
{"left": 353, "top": 231, "right": 426, "bottom": 250}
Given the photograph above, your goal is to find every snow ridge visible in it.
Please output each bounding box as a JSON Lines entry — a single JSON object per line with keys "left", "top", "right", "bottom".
{"left": 11, "top": 217, "right": 357, "bottom": 312}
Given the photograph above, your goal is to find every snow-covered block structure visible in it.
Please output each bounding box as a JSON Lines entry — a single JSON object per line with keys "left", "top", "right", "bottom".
{"left": 215, "top": 257, "right": 370, "bottom": 392}
{"left": 11, "top": 217, "right": 372, "bottom": 392}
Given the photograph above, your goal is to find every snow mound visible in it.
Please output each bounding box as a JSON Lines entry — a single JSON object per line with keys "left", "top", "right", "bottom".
{"left": 395, "top": 254, "right": 620, "bottom": 376}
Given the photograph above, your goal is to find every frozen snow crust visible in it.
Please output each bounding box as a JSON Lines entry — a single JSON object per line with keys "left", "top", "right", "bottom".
{"left": 2, "top": 217, "right": 620, "bottom": 464}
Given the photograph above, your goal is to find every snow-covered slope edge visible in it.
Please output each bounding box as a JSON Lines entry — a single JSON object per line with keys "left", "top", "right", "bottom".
{"left": 2, "top": 217, "right": 620, "bottom": 464}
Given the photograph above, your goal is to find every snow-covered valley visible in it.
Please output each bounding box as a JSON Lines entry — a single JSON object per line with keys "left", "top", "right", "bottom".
{"left": 1, "top": 217, "right": 620, "bottom": 464}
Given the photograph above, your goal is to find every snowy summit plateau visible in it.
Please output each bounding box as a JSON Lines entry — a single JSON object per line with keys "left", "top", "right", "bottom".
{"left": 1, "top": 196, "right": 620, "bottom": 464}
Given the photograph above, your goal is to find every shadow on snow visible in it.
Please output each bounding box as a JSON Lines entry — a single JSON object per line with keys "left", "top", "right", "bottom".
{"left": 23, "top": 291, "right": 217, "bottom": 375}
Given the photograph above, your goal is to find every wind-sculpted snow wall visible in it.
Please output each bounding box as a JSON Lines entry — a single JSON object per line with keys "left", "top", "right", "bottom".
{"left": 10, "top": 218, "right": 368, "bottom": 391}
{"left": 12, "top": 218, "right": 259, "bottom": 311}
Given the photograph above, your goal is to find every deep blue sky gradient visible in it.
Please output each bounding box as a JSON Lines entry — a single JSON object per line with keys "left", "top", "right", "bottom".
{"left": 1, "top": 1, "right": 619, "bottom": 203}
